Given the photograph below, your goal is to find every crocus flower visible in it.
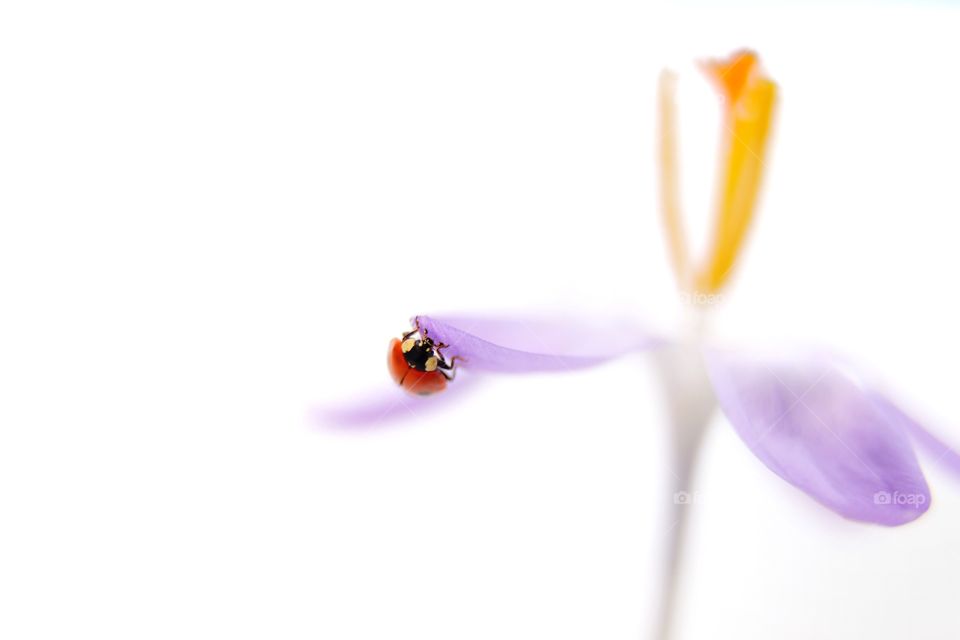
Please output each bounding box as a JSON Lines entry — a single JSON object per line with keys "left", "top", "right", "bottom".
{"left": 323, "top": 50, "right": 958, "bottom": 532}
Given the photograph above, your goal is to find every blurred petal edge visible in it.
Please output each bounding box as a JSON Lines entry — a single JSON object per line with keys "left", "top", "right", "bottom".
{"left": 705, "top": 350, "right": 930, "bottom": 526}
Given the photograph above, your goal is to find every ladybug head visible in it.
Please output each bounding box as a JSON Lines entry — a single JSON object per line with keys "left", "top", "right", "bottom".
{"left": 400, "top": 335, "right": 441, "bottom": 372}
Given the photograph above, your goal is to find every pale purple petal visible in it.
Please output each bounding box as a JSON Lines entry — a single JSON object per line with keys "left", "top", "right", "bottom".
{"left": 315, "top": 377, "right": 485, "bottom": 429}
{"left": 705, "top": 350, "right": 930, "bottom": 526}
{"left": 318, "top": 314, "right": 660, "bottom": 428}
{"left": 868, "top": 393, "right": 960, "bottom": 478}
{"left": 417, "top": 314, "right": 660, "bottom": 373}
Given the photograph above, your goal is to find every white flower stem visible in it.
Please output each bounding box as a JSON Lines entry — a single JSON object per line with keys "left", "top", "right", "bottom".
{"left": 651, "top": 314, "right": 716, "bottom": 640}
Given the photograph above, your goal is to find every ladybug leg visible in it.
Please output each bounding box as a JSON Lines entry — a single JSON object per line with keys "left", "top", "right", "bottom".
{"left": 436, "top": 355, "right": 464, "bottom": 381}
{"left": 434, "top": 343, "right": 455, "bottom": 366}
{"left": 402, "top": 317, "right": 424, "bottom": 341}
{"left": 436, "top": 353, "right": 462, "bottom": 368}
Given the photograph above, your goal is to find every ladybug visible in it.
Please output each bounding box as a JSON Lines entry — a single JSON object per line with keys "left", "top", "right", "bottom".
{"left": 388, "top": 320, "right": 459, "bottom": 395}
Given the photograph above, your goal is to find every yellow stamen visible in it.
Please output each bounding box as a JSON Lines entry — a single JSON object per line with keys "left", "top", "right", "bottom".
{"left": 696, "top": 51, "right": 777, "bottom": 293}
{"left": 657, "top": 70, "right": 690, "bottom": 289}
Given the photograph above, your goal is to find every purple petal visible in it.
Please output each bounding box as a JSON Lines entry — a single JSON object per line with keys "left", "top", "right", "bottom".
{"left": 314, "top": 377, "right": 485, "bottom": 430}
{"left": 705, "top": 350, "right": 930, "bottom": 526}
{"left": 417, "top": 314, "right": 659, "bottom": 373}
{"left": 318, "top": 313, "right": 660, "bottom": 429}
{"left": 869, "top": 394, "right": 960, "bottom": 478}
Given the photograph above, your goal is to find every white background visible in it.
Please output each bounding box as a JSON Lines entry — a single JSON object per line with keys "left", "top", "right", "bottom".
{"left": 2, "top": 2, "right": 960, "bottom": 639}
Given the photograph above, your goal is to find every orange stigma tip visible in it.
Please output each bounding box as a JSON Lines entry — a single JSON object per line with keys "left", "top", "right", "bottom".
{"left": 700, "top": 50, "right": 758, "bottom": 106}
